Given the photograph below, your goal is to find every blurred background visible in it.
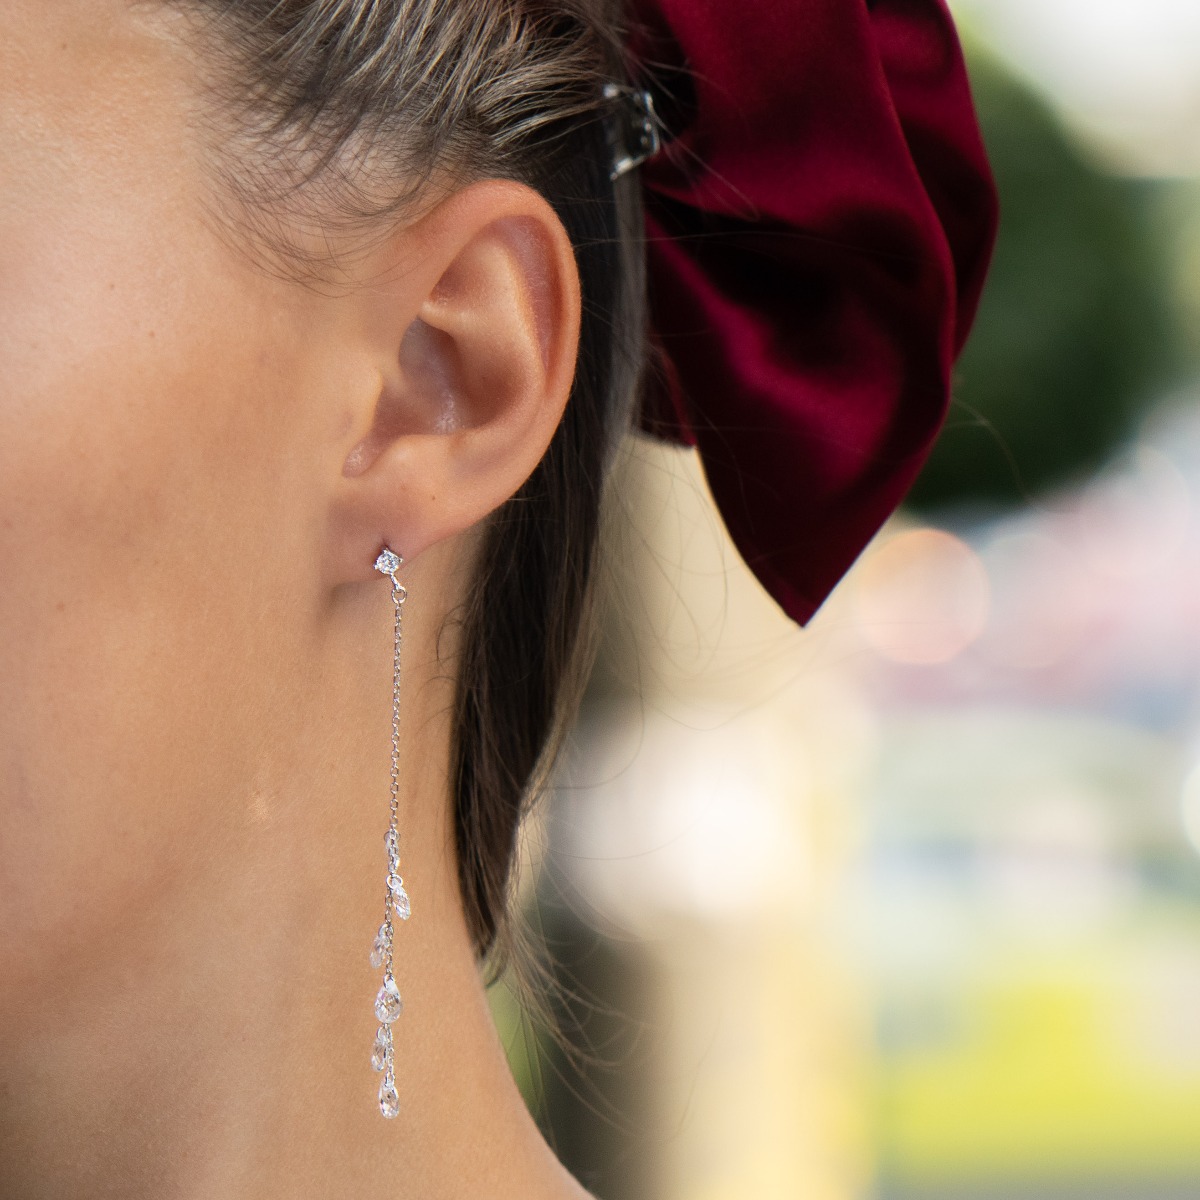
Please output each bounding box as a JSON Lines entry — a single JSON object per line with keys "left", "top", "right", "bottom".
{"left": 490, "top": 3, "right": 1200, "bottom": 1197}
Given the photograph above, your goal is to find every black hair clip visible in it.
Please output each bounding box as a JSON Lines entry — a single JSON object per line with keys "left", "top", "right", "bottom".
{"left": 603, "top": 82, "right": 662, "bottom": 181}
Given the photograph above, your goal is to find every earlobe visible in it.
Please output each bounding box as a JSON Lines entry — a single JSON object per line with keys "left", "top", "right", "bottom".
{"left": 324, "top": 180, "right": 581, "bottom": 584}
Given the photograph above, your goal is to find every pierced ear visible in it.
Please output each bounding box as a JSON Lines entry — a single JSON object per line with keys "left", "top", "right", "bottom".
{"left": 325, "top": 179, "right": 581, "bottom": 583}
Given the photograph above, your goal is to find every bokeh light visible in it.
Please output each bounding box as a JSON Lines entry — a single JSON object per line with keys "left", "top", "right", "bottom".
{"left": 853, "top": 529, "right": 990, "bottom": 665}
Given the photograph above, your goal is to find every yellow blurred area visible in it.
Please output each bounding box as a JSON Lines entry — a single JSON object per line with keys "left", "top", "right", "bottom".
{"left": 879, "top": 936, "right": 1200, "bottom": 1179}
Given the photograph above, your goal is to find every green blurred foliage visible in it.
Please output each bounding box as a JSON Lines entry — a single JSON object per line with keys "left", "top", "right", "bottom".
{"left": 907, "top": 44, "right": 1188, "bottom": 512}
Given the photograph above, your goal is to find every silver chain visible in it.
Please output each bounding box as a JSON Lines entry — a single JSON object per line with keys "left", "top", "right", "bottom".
{"left": 369, "top": 547, "right": 407, "bottom": 1118}
{"left": 383, "top": 575, "right": 405, "bottom": 978}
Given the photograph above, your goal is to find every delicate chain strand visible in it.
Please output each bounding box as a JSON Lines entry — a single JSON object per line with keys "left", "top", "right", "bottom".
{"left": 383, "top": 577, "right": 404, "bottom": 980}
{"left": 370, "top": 547, "right": 408, "bottom": 1119}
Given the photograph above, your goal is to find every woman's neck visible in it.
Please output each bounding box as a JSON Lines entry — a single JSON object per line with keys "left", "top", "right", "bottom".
{"left": 0, "top": 586, "right": 590, "bottom": 1200}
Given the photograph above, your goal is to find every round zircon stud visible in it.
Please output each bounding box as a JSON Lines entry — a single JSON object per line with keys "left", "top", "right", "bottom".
{"left": 374, "top": 548, "right": 402, "bottom": 576}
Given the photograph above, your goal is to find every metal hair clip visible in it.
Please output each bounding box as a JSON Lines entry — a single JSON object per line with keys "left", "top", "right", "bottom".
{"left": 603, "top": 82, "right": 662, "bottom": 181}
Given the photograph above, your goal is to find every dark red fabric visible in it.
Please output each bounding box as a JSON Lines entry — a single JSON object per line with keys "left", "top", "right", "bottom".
{"left": 629, "top": 0, "right": 999, "bottom": 624}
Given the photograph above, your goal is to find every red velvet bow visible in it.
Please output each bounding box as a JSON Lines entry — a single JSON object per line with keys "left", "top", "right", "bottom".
{"left": 629, "top": 0, "right": 1000, "bottom": 624}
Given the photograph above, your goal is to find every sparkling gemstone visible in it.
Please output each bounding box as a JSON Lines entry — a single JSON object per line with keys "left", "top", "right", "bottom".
{"left": 374, "top": 548, "right": 401, "bottom": 575}
{"left": 379, "top": 1072, "right": 400, "bottom": 1119}
{"left": 370, "top": 1023, "right": 391, "bottom": 1072}
{"left": 391, "top": 886, "right": 411, "bottom": 921}
{"left": 375, "top": 975, "right": 403, "bottom": 1023}
{"left": 369, "top": 922, "right": 388, "bottom": 969}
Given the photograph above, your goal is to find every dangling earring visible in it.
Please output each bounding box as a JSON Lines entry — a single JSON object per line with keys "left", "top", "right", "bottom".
{"left": 368, "top": 545, "right": 411, "bottom": 1119}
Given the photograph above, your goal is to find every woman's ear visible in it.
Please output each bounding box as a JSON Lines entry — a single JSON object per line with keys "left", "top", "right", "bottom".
{"left": 324, "top": 178, "right": 581, "bottom": 583}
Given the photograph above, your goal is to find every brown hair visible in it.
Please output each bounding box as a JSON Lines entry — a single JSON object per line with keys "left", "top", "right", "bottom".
{"left": 169, "top": 0, "right": 646, "bottom": 973}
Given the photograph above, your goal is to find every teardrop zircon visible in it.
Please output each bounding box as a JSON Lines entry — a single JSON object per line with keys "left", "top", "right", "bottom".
{"left": 375, "top": 975, "right": 403, "bottom": 1024}
{"left": 379, "top": 1072, "right": 400, "bottom": 1119}
{"left": 369, "top": 922, "right": 388, "bottom": 969}
{"left": 370, "top": 1024, "right": 391, "bottom": 1072}
{"left": 388, "top": 872, "right": 411, "bottom": 920}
